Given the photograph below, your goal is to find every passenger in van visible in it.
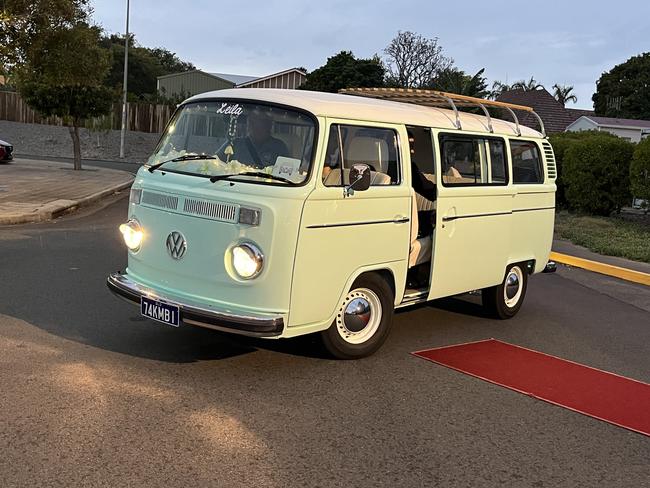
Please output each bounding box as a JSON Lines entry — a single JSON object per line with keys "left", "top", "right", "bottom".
{"left": 408, "top": 131, "right": 437, "bottom": 237}
{"left": 221, "top": 111, "right": 289, "bottom": 168}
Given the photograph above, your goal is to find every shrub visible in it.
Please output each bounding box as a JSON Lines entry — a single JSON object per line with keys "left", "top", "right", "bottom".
{"left": 563, "top": 135, "right": 634, "bottom": 215}
{"left": 548, "top": 130, "right": 617, "bottom": 208}
{"left": 630, "top": 137, "right": 650, "bottom": 212}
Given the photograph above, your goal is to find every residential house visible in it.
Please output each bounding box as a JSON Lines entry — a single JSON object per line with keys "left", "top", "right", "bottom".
{"left": 496, "top": 88, "right": 593, "bottom": 134}
{"left": 566, "top": 116, "right": 650, "bottom": 143}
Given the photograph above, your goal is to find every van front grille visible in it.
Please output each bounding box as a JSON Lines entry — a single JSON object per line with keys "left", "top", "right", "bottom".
{"left": 183, "top": 198, "right": 238, "bottom": 223}
{"left": 541, "top": 141, "right": 557, "bottom": 180}
{"left": 142, "top": 191, "right": 179, "bottom": 210}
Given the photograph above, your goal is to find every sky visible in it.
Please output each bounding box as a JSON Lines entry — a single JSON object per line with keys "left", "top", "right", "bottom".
{"left": 93, "top": 0, "right": 650, "bottom": 110}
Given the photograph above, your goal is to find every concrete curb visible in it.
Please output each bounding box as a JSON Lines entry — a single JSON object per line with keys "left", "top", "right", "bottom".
{"left": 550, "top": 251, "right": 650, "bottom": 287}
{"left": 0, "top": 178, "right": 133, "bottom": 225}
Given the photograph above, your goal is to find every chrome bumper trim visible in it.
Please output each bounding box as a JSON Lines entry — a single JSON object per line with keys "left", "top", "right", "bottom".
{"left": 107, "top": 272, "right": 284, "bottom": 337}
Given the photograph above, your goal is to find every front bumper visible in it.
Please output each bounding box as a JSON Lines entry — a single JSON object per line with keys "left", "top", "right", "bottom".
{"left": 107, "top": 272, "right": 284, "bottom": 337}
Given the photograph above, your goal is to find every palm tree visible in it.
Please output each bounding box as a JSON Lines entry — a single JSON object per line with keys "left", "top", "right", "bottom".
{"left": 511, "top": 77, "right": 544, "bottom": 91}
{"left": 552, "top": 84, "right": 578, "bottom": 106}
{"left": 489, "top": 80, "right": 512, "bottom": 99}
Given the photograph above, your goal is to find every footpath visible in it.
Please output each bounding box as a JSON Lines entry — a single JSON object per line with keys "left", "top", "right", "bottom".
{"left": 0, "top": 158, "right": 134, "bottom": 225}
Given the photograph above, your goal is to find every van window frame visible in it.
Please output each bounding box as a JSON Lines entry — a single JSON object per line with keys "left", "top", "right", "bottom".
{"left": 149, "top": 98, "right": 320, "bottom": 188}
{"left": 509, "top": 139, "right": 545, "bottom": 185}
{"left": 438, "top": 133, "right": 510, "bottom": 187}
{"left": 322, "top": 122, "right": 403, "bottom": 187}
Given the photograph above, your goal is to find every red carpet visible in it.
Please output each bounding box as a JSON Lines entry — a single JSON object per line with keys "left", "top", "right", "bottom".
{"left": 413, "top": 339, "right": 650, "bottom": 436}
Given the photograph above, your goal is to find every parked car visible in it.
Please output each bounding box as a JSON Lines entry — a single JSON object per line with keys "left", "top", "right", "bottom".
{"left": 0, "top": 139, "right": 13, "bottom": 162}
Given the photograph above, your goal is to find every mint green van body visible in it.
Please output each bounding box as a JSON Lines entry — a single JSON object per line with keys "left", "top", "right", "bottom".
{"left": 108, "top": 89, "right": 556, "bottom": 358}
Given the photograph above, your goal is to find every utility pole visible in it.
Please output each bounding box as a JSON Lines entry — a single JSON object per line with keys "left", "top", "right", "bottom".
{"left": 119, "top": 0, "right": 130, "bottom": 159}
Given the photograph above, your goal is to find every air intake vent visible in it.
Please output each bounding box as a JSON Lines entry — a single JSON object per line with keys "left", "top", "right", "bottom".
{"left": 142, "top": 191, "right": 179, "bottom": 210}
{"left": 183, "top": 198, "right": 238, "bottom": 223}
{"left": 541, "top": 141, "right": 557, "bottom": 180}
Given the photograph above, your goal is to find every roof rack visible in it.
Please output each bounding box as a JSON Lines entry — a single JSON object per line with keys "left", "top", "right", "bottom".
{"left": 339, "top": 87, "right": 546, "bottom": 137}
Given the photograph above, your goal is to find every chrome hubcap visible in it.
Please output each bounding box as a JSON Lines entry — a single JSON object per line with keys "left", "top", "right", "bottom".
{"left": 344, "top": 297, "right": 371, "bottom": 332}
{"left": 336, "top": 288, "right": 382, "bottom": 344}
{"left": 503, "top": 267, "right": 523, "bottom": 308}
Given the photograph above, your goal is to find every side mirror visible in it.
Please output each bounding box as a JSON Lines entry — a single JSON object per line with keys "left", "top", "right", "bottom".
{"left": 345, "top": 163, "right": 371, "bottom": 196}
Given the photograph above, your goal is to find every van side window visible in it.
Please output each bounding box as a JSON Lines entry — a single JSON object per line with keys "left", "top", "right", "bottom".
{"left": 440, "top": 135, "right": 507, "bottom": 186}
{"left": 323, "top": 124, "right": 400, "bottom": 187}
{"left": 510, "top": 140, "right": 543, "bottom": 183}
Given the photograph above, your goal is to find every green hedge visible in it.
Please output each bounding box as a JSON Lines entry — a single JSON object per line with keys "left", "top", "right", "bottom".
{"left": 630, "top": 137, "right": 650, "bottom": 212}
{"left": 548, "top": 131, "right": 617, "bottom": 208}
{"left": 562, "top": 134, "right": 634, "bottom": 216}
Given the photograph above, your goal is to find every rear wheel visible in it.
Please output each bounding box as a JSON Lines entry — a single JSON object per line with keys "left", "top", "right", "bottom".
{"left": 482, "top": 264, "right": 528, "bottom": 319}
{"left": 320, "top": 274, "right": 394, "bottom": 359}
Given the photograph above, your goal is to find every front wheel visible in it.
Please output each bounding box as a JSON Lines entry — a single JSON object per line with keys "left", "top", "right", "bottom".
{"left": 320, "top": 274, "right": 394, "bottom": 359}
{"left": 482, "top": 264, "right": 528, "bottom": 319}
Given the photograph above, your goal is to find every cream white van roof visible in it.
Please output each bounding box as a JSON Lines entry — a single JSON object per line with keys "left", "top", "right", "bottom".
{"left": 185, "top": 88, "right": 544, "bottom": 138}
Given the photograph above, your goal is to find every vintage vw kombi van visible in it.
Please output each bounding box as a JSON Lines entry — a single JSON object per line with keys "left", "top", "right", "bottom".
{"left": 107, "top": 87, "right": 556, "bottom": 358}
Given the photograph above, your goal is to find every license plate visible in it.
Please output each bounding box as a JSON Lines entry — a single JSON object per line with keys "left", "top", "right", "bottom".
{"left": 141, "top": 296, "right": 180, "bottom": 327}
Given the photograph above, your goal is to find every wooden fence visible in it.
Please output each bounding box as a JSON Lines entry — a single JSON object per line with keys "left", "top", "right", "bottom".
{"left": 0, "top": 91, "right": 174, "bottom": 134}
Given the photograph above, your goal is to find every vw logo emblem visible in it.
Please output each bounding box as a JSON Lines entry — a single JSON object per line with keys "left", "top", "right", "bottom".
{"left": 166, "top": 231, "right": 187, "bottom": 260}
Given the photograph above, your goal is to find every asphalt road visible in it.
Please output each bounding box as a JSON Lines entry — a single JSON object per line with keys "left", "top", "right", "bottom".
{"left": 1, "top": 196, "right": 649, "bottom": 488}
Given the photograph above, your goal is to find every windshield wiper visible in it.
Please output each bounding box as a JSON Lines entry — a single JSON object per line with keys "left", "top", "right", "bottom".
{"left": 148, "top": 154, "right": 218, "bottom": 173}
{"left": 210, "top": 171, "right": 298, "bottom": 185}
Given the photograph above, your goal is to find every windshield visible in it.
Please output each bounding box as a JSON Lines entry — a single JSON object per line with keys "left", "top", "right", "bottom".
{"left": 147, "top": 101, "right": 316, "bottom": 184}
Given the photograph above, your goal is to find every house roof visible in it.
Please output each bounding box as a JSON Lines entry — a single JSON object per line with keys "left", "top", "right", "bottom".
{"left": 236, "top": 68, "right": 307, "bottom": 87}
{"left": 496, "top": 88, "right": 579, "bottom": 133}
{"left": 566, "top": 108, "right": 595, "bottom": 121}
{"left": 185, "top": 88, "right": 543, "bottom": 138}
{"left": 580, "top": 115, "right": 650, "bottom": 129}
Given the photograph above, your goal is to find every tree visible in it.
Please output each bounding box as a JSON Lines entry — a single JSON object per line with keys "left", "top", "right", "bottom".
{"left": 511, "top": 77, "right": 544, "bottom": 91}
{"left": 563, "top": 135, "right": 633, "bottom": 215}
{"left": 300, "top": 51, "right": 384, "bottom": 93}
{"left": 100, "top": 34, "right": 195, "bottom": 99}
{"left": 490, "top": 80, "right": 513, "bottom": 99}
{"left": 0, "top": 0, "right": 91, "bottom": 74}
{"left": 15, "top": 23, "right": 114, "bottom": 170}
{"left": 383, "top": 31, "right": 453, "bottom": 88}
{"left": 630, "top": 137, "right": 650, "bottom": 213}
{"left": 553, "top": 84, "right": 577, "bottom": 106}
{"left": 433, "top": 68, "right": 489, "bottom": 98}
{"left": 593, "top": 53, "right": 650, "bottom": 119}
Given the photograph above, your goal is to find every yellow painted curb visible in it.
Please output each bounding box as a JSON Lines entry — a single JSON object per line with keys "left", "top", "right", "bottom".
{"left": 550, "top": 251, "right": 650, "bottom": 287}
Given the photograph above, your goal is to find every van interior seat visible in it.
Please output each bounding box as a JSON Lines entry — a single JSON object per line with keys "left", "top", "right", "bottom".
{"left": 416, "top": 173, "right": 437, "bottom": 212}
{"left": 409, "top": 194, "right": 432, "bottom": 268}
{"left": 345, "top": 136, "right": 389, "bottom": 173}
{"left": 323, "top": 168, "right": 391, "bottom": 187}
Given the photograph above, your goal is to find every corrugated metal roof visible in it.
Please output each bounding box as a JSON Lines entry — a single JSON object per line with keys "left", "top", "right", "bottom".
{"left": 208, "top": 72, "right": 258, "bottom": 85}
{"left": 236, "top": 68, "right": 307, "bottom": 87}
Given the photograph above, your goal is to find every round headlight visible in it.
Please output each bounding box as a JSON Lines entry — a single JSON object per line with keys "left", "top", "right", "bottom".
{"left": 119, "top": 219, "right": 143, "bottom": 251}
{"left": 231, "top": 243, "right": 264, "bottom": 279}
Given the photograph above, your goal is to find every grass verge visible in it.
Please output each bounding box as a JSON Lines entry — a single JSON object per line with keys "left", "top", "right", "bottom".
{"left": 554, "top": 211, "right": 650, "bottom": 264}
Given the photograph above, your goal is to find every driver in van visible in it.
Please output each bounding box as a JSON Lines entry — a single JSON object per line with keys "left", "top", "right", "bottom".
{"left": 224, "top": 110, "right": 289, "bottom": 168}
